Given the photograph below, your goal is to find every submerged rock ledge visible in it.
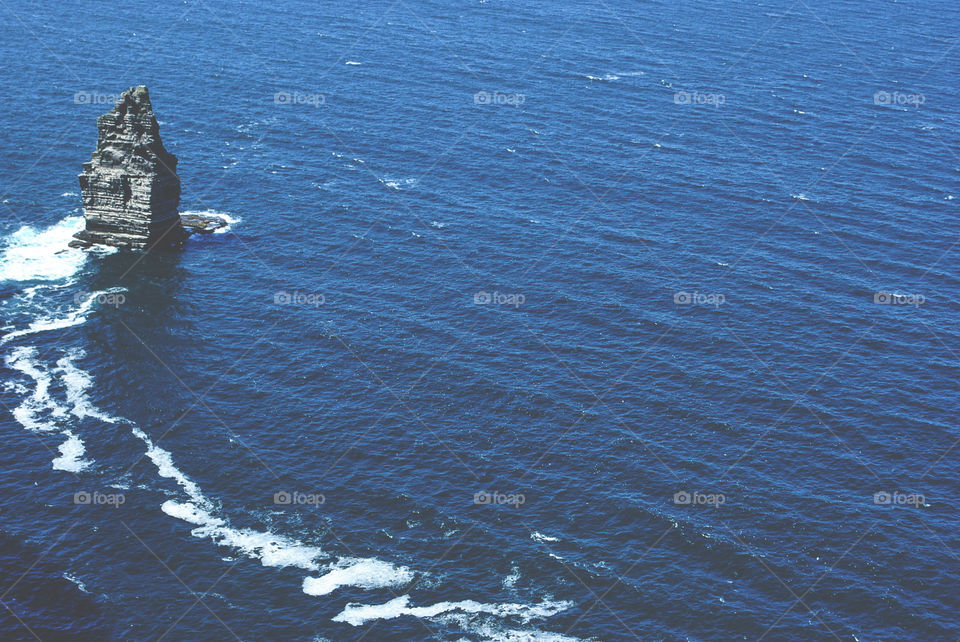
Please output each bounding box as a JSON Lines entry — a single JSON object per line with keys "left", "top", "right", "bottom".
{"left": 70, "top": 86, "right": 226, "bottom": 251}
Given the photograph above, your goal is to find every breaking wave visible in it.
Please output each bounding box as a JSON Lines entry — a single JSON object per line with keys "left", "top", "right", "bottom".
{"left": 0, "top": 216, "right": 110, "bottom": 282}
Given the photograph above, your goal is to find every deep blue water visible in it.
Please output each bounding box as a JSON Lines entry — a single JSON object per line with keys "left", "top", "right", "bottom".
{"left": 1, "top": 0, "right": 958, "bottom": 639}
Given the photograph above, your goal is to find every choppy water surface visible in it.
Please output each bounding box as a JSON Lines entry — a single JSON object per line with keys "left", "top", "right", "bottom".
{"left": 0, "top": 0, "right": 958, "bottom": 639}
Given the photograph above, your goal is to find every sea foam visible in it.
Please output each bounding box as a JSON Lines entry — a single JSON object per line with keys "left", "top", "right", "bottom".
{"left": 437, "top": 614, "right": 582, "bottom": 642}
{"left": 56, "top": 348, "right": 121, "bottom": 422}
{"left": 160, "top": 499, "right": 328, "bottom": 571}
{"left": 302, "top": 558, "right": 414, "bottom": 596}
{"left": 132, "top": 436, "right": 413, "bottom": 580}
{"left": 0, "top": 216, "right": 87, "bottom": 282}
{"left": 332, "top": 594, "right": 573, "bottom": 627}
{"left": 130, "top": 425, "right": 329, "bottom": 571}
{"left": 1, "top": 288, "right": 127, "bottom": 345}
{"left": 5, "top": 346, "right": 92, "bottom": 472}
{"left": 138, "top": 428, "right": 413, "bottom": 581}
{"left": 4, "top": 283, "right": 573, "bottom": 632}
{"left": 52, "top": 431, "right": 89, "bottom": 472}
{"left": 134, "top": 426, "right": 412, "bottom": 583}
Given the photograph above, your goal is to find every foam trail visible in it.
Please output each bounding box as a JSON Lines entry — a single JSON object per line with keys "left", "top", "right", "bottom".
{"left": 531, "top": 532, "right": 560, "bottom": 544}
{"left": 302, "top": 558, "right": 414, "bottom": 596}
{"left": 62, "top": 572, "right": 89, "bottom": 594}
{"left": 128, "top": 418, "right": 416, "bottom": 581}
{"left": 56, "top": 348, "right": 121, "bottom": 422}
{"left": 4, "top": 309, "right": 571, "bottom": 630}
{"left": 129, "top": 425, "right": 330, "bottom": 571}
{"left": 52, "top": 431, "right": 89, "bottom": 472}
{"left": 332, "top": 595, "right": 573, "bottom": 626}
{"left": 2, "top": 287, "right": 127, "bottom": 344}
{"left": 134, "top": 428, "right": 415, "bottom": 583}
{"left": 160, "top": 500, "right": 331, "bottom": 570}
{"left": 5, "top": 347, "right": 92, "bottom": 472}
{"left": 34, "top": 356, "right": 405, "bottom": 578}
{"left": 0, "top": 216, "right": 430, "bottom": 606}
{"left": 129, "top": 426, "right": 211, "bottom": 510}
{"left": 438, "top": 615, "right": 582, "bottom": 642}
{"left": 0, "top": 216, "right": 88, "bottom": 282}
{"left": 5, "top": 347, "right": 62, "bottom": 428}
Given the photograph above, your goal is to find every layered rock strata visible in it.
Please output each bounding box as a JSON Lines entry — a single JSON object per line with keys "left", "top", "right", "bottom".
{"left": 71, "top": 86, "right": 188, "bottom": 250}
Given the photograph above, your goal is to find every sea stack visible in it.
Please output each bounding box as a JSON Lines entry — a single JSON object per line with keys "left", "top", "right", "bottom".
{"left": 71, "top": 86, "right": 188, "bottom": 250}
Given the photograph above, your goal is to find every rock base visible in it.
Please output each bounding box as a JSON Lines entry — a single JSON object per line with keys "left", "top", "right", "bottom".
{"left": 69, "top": 220, "right": 190, "bottom": 251}
{"left": 180, "top": 213, "right": 228, "bottom": 234}
{"left": 69, "top": 213, "right": 230, "bottom": 250}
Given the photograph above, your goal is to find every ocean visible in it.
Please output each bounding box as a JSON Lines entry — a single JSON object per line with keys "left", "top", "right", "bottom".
{"left": 0, "top": 0, "right": 958, "bottom": 639}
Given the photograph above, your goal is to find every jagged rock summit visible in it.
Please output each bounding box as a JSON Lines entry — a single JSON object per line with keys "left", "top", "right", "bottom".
{"left": 70, "top": 85, "right": 225, "bottom": 250}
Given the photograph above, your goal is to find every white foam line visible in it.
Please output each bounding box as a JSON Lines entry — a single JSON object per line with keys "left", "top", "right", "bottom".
{"left": 5, "top": 346, "right": 92, "bottom": 472}
{"left": 121, "top": 376, "right": 558, "bottom": 608}
{"left": 6, "top": 335, "right": 573, "bottom": 634}
{"left": 43, "top": 356, "right": 396, "bottom": 579}
{"left": 125, "top": 406, "right": 413, "bottom": 581}
{"left": 5, "top": 347, "right": 61, "bottom": 428}
{"left": 55, "top": 348, "right": 121, "bottom": 422}
{"left": 129, "top": 426, "right": 329, "bottom": 571}
{"left": 159, "top": 499, "right": 329, "bottom": 570}
{"left": 302, "top": 558, "right": 414, "bottom": 596}
{"left": 1, "top": 288, "right": 126, "bottom": 344}
{"left": 332, "top": 595, "right": 574, "bottom": 627}
{"left": 129, "top": 426, "right": 211, "bottom": 510}
{"left": 135, "top": 427, "right": 414, "bottom": 582}
{"left": 531, "top": 532, "right": 560, "bottom": 544}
